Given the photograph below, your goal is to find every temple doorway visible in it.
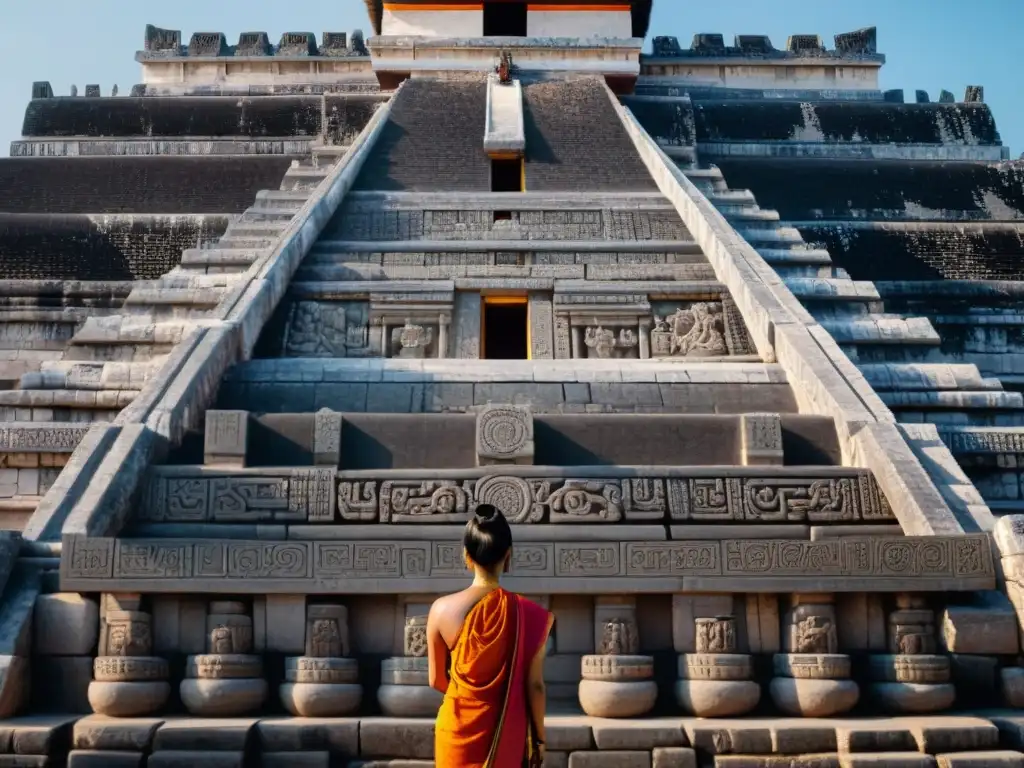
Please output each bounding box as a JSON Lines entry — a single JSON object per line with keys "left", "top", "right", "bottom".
{"left": 482, "top": 297, "right": 529, "bottom": 359}
{"left": 483, "top": 2, "right": 528, "bottom": 37}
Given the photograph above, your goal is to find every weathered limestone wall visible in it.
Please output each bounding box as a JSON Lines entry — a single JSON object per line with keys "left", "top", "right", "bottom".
{"left": 0, "top": 214, "right": 230, "bottom": 281}
{"left": 382, "top": 8, "right": 482, "bottom": 37}
{"left": 527, "top": 9, "right": 632, "bottom": 38}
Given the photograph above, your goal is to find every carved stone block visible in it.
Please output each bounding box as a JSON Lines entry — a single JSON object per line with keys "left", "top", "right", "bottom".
{"left": 404, "top": 616, "right": 427, "bottom": 657}
{"left": 186, "top": 654, "right": 263, "bottom": 680}
{"left": 581, "top": 654, "right": 653, "bottom": 681}
{"left": 206, "top": 613, "right": 254, "bottom": 655}
{"left": 868, "top": 654, "right": 951, "bottom": 684}
{"left": 783, "top": 604, "right": 839, "bottom": 655}
{"left": 741, "top": 413, "right": 784, "bottom": 467}
{"left": 595, "top": 597, "right": 638, "bottom": 656}
{"left": 773, "top": 653, "right": 851, "bottom": 680}
{"left": 475, "top": 405, "right": 534, "bottom": 466}
{"left": 306, "top": 604, "right": 350, "bottom": 658}
{"left": 888, "top": 608, "right": 937, "bottom": 655}
{"left": 650, "top": 302, "right": 728, "bottom": 358}
{"left": 204, "top": 411, "right": 249, "bottom": 467}
{"left": 93, "top": 656, "right": 169, "bottom": 683}
{"left": 101, "top": 611, "right": 153, "bottom": 657}
{"left": 678, "top": 653, "right": 753, "bottom": 681}
{"left": 313, "top": 409, "right": 343, "bottom": 467}
{"left": 284, "top": 656, "right": 359, "bottom": 684}
{"left": 695, "top": 616, "right": 737, "bottom": 654}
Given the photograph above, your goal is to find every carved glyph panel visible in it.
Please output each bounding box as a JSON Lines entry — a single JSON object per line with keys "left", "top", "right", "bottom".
{"left": 62, "top": 534, "right": 996, "bottom": 593}
{"left": 283, "top": 301, "right": 371, "bottom": 358}
{"left": 143, "top": 470, "right": 895, "bottom": 525}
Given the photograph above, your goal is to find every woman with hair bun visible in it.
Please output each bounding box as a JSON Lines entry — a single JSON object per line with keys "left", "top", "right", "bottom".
{"left": 428, "top": 504, "right": 554, "bottom": 768}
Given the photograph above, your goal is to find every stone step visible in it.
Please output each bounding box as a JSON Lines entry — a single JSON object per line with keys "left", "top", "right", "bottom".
{"left": 723, "top": 209, "right": 782, "bottom": 226}
{"left": 69, "top": 317, "right": 191, "bottom": 347}
{"left": 281, "top": 165, "right": 330, "bottom": 191}
{"left": 23, "top": 361, "right": 153, "bottom": 391}
{"left": 683, "top": 167, "right": 727, "bottom": 192}
{"left": 240, "top": 208, "right": 299, "bottom": 223}
{"left": 736, "top": 226, "right": 806, "bottom": 245}
{"left": 224, "top": 221, "right": 290, "bottom": 239}
{"left": 881, "top": 389, "right": 1024, "bottom": 409}
{"left": 0, "top": 386, "right": 138, "bottom": 411}
{"left": 860, "top": 363, "right": 1006, "bottom": 392}
{"left": 706, "top": 189, "right": 757, "bottom": 206}
{"left": 757, "top": 247, "right": 834, "bottom": 265}
{"left": 785, "top": 278, "right": 881, "bottom": 302}
{"left": 217, "top": 236, "right": 279, "bottom": 250}
{"left": 821, "top": 317, "right": 942, "bottom": 345}
{"left": 253, "top": 190, "right": 309, "bottom": 211}
{"left": 939, "top": 425, "right": 1024, "bottom": 454}
{"left": 180, "top": 249, "right": 261, "bottom": 269}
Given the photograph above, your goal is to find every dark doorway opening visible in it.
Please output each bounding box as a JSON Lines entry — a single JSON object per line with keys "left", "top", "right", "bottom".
{"left": 491, "top": 158, "right": 523, "bottom": 193}
{"left": 483, "top": 2, "right": 528, "bottom": 36}
{"left": 483, "top": 300, "right": 529, "bottom": 360}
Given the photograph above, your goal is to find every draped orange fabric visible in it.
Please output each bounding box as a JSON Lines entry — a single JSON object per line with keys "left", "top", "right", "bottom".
{"left": 435, "top": 589, "right": 549, "bottom": 768}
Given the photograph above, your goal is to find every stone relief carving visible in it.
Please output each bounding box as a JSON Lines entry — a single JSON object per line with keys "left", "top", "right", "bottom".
{"left": 599, "top": 618, "right": 639, "bottom": 655}
{"left": 650, "top": 302, "right": 728, "bottom": 358}
{"left": 101, "top": 611, "right": 152, "bottom": 657}
{"left": 283, "top": 301, "right": 371, "bottom": 358}
{"left": 695, "top": 616, "right": 737, "bottom": 654}
{"left": 306, "top": 604, "right": 350, "bottom": 658}
{"left": 144, "top": 471, "right": 895, "bottom": 525}
{"left": 584, "top": 325, "right": 640, "bottom": 359}
{"left": 784, "top": 603, "right": 839, "bottom": 654}
{"left": 404, "top": 616, "right": 428, "bottom": 657}
{"left": 889, "top": 598, "right": 937, "bottom": 655}
{"left": 63, "top": 533, "right": 996, "bottom": 590}
{"left": 476, "top": 405, "right": 534, "bottom": 464}
{"left": 390, "top": 321, "right": 435, "bottom": 359}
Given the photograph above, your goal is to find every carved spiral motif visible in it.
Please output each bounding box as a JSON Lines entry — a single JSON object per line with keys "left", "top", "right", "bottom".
{"left": 477, "top": 408, "right": 529, "bottom": 457}
{"left": 475, "top": 475, "right": 533, "bottom": 523}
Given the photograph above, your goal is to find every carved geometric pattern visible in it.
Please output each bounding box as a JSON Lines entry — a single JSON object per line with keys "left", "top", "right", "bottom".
{"left": 61, "top": 534, "right": 996, "bottom": 593}
{"left": 142, "top": 469, "right": 895, "bottom": 525}
{"left": 476, "top": 405, "right": 534, "bottom": 462}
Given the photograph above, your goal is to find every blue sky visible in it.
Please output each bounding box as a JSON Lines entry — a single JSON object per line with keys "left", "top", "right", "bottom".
{"left": 0, "top": 0, "right": 1020, "bottom": 155}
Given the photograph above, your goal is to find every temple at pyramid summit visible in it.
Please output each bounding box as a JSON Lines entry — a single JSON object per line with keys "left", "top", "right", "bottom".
{"left": 2, "top": 0, "right": 1024, "bottom": 764}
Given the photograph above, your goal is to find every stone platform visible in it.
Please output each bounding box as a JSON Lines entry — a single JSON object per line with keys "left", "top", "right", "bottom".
{"left": 10, "top": 712, "right": 1024, "bottom": 767}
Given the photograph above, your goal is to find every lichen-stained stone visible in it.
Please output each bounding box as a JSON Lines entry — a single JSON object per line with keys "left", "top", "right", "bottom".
{"left": 33, "top": 594, "right": 99, "bottom": 656}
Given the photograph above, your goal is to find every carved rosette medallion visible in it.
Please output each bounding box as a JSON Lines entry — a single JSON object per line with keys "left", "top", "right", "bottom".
{"left": 474, "top": 475, "right": 540, "bottom": 523}
{"left": 476, "top": 405, "right": 534, "bottom": 465}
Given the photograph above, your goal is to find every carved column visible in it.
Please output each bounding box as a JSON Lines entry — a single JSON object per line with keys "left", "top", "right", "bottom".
{"left": 88, "top": 594, "right": 170, "bottom": 717}
{"left": 578, "top": 597, "right": 656, "bottom": 718}
{"left": 280, "top": 603, "right": 362, "bottom": 716}
{"left": 676, "top": 614, "right": 759, "bottom": 717}
{"left": 769, "top": 594, "right": 859, "bottom": 717}
{"left": 180, "top": 600, "right": 268, "bottom": 716}
{"left": 378, "top": 604, "right": 444, "bottom": 716}
{"left": 866, "top": 594, "right": 953, "bottom": 713}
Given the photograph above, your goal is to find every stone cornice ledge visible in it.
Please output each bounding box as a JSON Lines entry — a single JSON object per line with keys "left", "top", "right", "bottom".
{"left": 606, "top": 82, "right": 968, "bottom": 539}
{"left": 30, "top": 89, "right": 398, "bottom": 550}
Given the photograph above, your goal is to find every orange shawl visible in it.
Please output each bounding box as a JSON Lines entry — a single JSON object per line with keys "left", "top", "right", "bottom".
{"left": 435, "top": 589, "right": 549, "bottom": 768}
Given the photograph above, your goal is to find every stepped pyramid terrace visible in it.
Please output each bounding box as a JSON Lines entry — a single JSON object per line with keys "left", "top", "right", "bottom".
{"left": 2, "top": 0, "right": 1024, "bottom": 765}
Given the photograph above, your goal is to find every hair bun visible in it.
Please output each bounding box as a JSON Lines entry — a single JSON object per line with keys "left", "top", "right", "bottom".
{"left": 474, "top": 504, "right": 500, "bottom": 525}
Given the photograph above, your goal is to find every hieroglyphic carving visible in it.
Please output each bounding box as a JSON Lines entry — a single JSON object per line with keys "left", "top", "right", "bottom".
{"left": 381, "top": 480, "right": 471, "bottom": 522}
{"left": 696, "top": 616, "right": 737, "bottom": 654}
{"left": 0, "top": 425, "right": 88, "bottom": 452}
{"left": 741, "top": 413, "right": 784, "bottom": 467}
{"left": 283, "top": 301, "right": 370, "bottom": 358}
{"left": 204, "top": 411, "right": 248, "bottom": 466}
{"left": 61, "top": 535, "right": 995, "bottom": 591}
{"left": 622, "top": 479, "right": 667, "bottom": 520}
{"left": 289, "top": 468, "right": 336, "bottom": 522}
{"left": 554, "top": 315, "right": 572, "bottom": 359}
{"left": 529, "top": 294, "right": 554, "bottom": 360}
{"left": 721, "top": 294, "right": 757, "bottom": 355}
{"left": 547, "top": 480, "right": 623, "bottom": 523}
{"left": 476, "top": 405, "right": 534, "bottom": 464}
{"left": 207, "top": 611, "right": 254, "bottom": 655}
{"left": 338, "top": 482, "right": 378, "bottom": 521}
{"left": 668, "top": 476, "right": 893, "bottom": 522}
{"left": 313, "top": 409, "right": 343, "bottom": 467}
